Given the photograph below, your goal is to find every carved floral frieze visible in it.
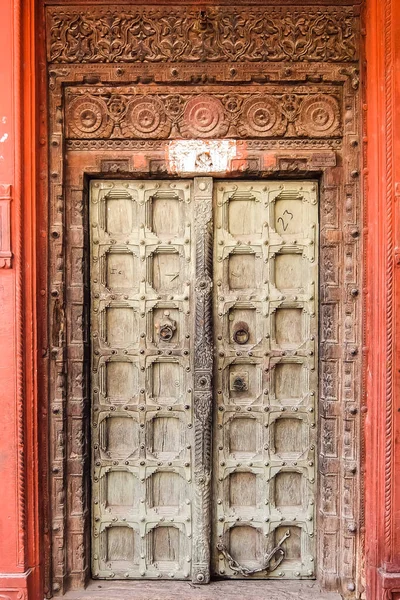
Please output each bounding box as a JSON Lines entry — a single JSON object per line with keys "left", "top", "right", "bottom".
{"left": 65, "top": 89, "right": 342, "bottom": 140}
{"left": 47, "top": 7, "right": 359, "bottom": 64}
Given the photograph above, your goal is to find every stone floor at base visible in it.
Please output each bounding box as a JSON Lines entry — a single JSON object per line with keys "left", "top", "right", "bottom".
{"left": 62, "top": 580, "right": 342, "bottom": 600}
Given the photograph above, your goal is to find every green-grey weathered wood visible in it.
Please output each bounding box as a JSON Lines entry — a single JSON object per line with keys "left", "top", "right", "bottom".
{"left": 212, "top": 181, "right": 319, "bottom": 579}
{"left": 90, "top": 180, "right": 194, "bottom": 580}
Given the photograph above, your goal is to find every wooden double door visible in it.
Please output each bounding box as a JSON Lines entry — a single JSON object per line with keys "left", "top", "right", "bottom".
{"left": 90, "top": 178, "right": 318, "bottom": 582}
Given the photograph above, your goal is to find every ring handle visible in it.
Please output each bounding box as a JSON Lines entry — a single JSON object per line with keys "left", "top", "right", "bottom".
{"left": 156, "top": 311, "right": 177, "bottom": 342}
{"left": 233, "top": 321, "right": 250, "bottom": 345}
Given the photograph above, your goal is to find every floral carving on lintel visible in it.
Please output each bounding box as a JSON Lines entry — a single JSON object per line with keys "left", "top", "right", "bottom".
{"left": 65, "top": 90, "right": 342, "bottom": 140}
{"left": 48, "top": 7, "right": 358, "bottom": 64}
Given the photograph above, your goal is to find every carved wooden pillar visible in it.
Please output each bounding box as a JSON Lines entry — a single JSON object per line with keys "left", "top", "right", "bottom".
{"left": 192, "top": 177, "right": 213, "bottom": 584}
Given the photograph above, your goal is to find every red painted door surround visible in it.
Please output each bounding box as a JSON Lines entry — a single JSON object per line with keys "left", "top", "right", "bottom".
{"left": 0, "top": 0, "right": 399, "bottom": 599}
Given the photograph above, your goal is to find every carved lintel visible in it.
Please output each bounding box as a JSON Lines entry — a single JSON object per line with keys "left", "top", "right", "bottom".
{"left": 0, "top": 184, "right": 12, "bottom": 268}
{"left": 192, "top": 177, "right": 213, "bottom": 584}
{"left": 47, "top": 7, "right": 359, "bottom": 64}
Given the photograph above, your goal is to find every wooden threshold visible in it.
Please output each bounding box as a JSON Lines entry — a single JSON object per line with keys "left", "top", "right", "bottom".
{"left": 61, "top": 580, "right": 342, "bottom": 600}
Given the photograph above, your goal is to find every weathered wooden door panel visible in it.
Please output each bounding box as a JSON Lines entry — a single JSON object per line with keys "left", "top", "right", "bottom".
{"left": 212, "top": 181, "right": 318, "bottom": 580}
{"left": 90, "top": 180, "right": 195, "bottom": 580}
{"left": 90, "top": 178, "right": 318, "bottom": 582}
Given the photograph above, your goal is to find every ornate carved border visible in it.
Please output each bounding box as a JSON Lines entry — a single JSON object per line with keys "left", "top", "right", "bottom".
{"left": 46, "top": 6, "right": 360, "bottom": 64}
{"left": 192, "top": 177, "right": 213, "bottom": 583}
{"left": 64, "top": 86, "right": 343, "bottom": 141}
{"left": 45, "top": 6, "right": 362, "bottom": 598}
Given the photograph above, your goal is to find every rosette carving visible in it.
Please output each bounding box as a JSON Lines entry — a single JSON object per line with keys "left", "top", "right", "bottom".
{"left": 124, "top": 96, "right": 170, "bottom": 138}
{"left": 238, "top": 96, "right": 286, "bottom": 138}
{"left": 181, "top": 96, "right": 228, "bottom": 139}
{"left": 65, "top": 90, "right": 343, "bottom": 140}
{"left": 298, "top": 95, "right": 341, "bottom": 138}
{"left": 67, "top": 96, "right": 111, "bottom": 139}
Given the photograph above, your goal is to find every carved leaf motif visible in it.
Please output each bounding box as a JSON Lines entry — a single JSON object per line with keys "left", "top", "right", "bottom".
{"left": 48, "top": 8, "right": 358, "bottom": 64}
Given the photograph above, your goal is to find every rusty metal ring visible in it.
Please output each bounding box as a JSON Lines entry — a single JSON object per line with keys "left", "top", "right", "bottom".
{"left": 159, "top": 324, "right": 174, "bottom": 341}
{"left": 233, "top": 328, "right": 249, "bottom": 345}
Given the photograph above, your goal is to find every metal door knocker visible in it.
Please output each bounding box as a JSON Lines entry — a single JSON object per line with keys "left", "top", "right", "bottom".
{"left": 233, "top": 321, "right": 250, "bottom": 345}
{"left": 156, "top": 311, "right": 177, "bottom": 342}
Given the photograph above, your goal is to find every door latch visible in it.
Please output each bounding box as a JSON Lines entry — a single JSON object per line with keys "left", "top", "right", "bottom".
{"left": 217, "top": 529, "right": 290, "bottom": 576}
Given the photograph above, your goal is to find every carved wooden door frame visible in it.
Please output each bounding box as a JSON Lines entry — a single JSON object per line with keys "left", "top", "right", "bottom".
{"left": 43, "top": 3, "right": 363, "bottom": 597}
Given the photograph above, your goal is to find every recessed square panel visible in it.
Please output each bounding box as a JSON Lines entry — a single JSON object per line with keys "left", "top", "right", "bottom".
{"left": 106, "top": 361, "right": 138, "bottom": 401}
{"left": 229, "top": 526, "right": 262, "bottom": 566}
{"left": 102, "top": 416, "right": 139, "bottom": 459}
{"left": 149, "top": 472, "right": 186, "bottom": 510}
{"left": 228, "top": 417, "right": 260, "bottom": 457}
{"left": 106, "top": 252, "right": 136, "bottom": 290}
{"left": 274, "top": 526, "right": 301, "bottom": 562}
{"left": 274, "top": 253, "right": 303, "bottom": 291}
{"left": 150, "top": 417, "right": 183, "bottom": 458}
{"left": 152, "top": 362, "right": 181, "bottom": 404}
{"left": 152, "top": 526, "right": 180, "bottom": 564}
{"left": 228, "top": 364, "right": 259, "bottom": 402}
{"left": 228, "top": 198, "right": 262, "bottom": 237}
{"left": 228, "top": 254, "right": 255, "bottom": 290}
{"left": 274, "top": 471, "right": 303, "bottom": 509}
{"left": 274, "top": 198, "right": 303, "bottom": 235}
{"left": 152, "top": 252, "right": 181, "bottom": 292}
{"left": 274, "top": 363, "right": 303, "bottom": 403}
{"left": 106, "top": 196, "right": 137, "bottom": 235}
{"left": 275, "top": 308, "right": 303, "bottom": 346}
{"left": 229, "top": 472, "right": 257, "bottom": 508}
{"left": 152, "top": 196, "right": 182, "bottom": 237}
{"left": 105, "top": 471, "right": 139, "bottom": 510}
{"left": 106, "top": 307, "right": 138, "bottom": 347}
{"left": 153, "top": 308, "right": 180, "bottom": 345}
{"left": 106, "top": 526, "right": 139, "bottom": 564}
{"left": 272, "top": 418, "right": 308, "bottom": 458}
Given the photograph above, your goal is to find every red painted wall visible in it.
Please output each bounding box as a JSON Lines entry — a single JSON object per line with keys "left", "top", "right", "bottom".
{"left": 364, "top": 0, "right": 400, "bottom": 598}
{"left": 0, "top": 0, "right": 399, "bottom": 599}
{"left": 0, "top": 0, "right": 19, "bottom": 577}
{"left": 0, "top": 0, "right": 42, "bottom": 598}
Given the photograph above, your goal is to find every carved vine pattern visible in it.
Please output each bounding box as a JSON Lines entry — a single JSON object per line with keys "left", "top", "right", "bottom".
{"left": 192, "top": 178, "right": 214, "bottom": 584}
{"left": 65, "top": 90, "right": 342, "bottom": 140}
{"left": 48, "top": 8, "right": 359, "bottom": 64}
